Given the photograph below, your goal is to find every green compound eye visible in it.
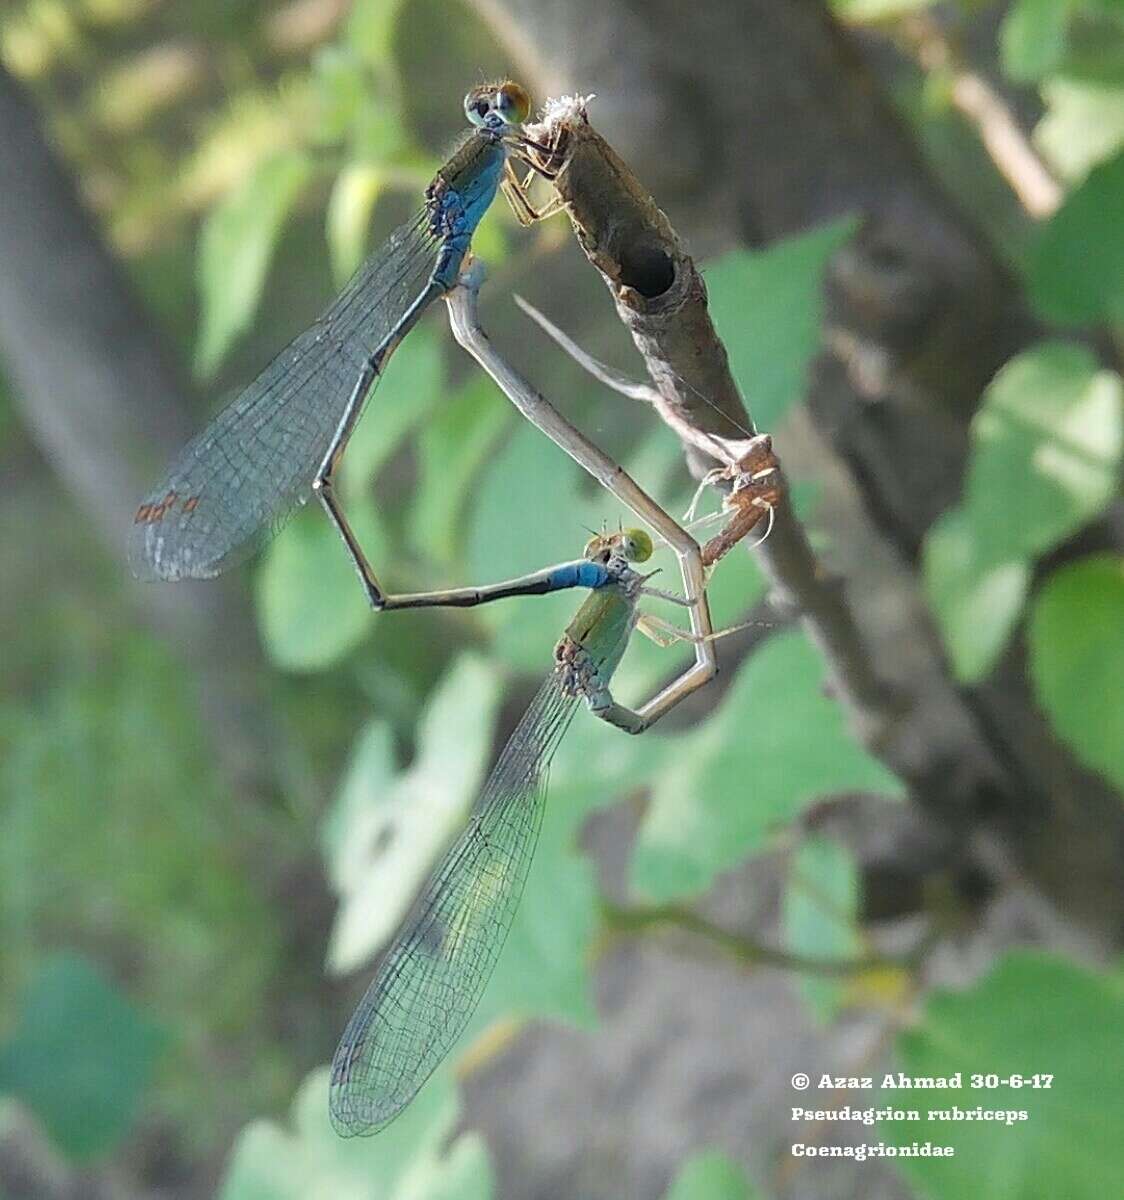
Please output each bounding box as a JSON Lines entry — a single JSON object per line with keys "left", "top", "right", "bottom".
{"left": 621, "top": 529, "right": 653, "bottom": 562}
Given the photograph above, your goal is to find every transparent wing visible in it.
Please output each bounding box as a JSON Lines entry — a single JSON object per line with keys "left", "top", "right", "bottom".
{"left": 129, "top": 213, "right": 439, "bottom": 581}
{"left": 329, "top": 676, "right": 579, "bottom": 1137}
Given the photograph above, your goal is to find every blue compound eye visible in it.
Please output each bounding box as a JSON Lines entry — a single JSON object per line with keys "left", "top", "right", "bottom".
{"left": 464, "top": 89, "right": 492, "bottom": 127}
{"left": 464, "top": 81, "right": 531, "bottom": 129}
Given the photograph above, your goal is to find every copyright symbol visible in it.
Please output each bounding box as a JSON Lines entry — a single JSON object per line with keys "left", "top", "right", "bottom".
{"left": 792, "top": 1073, "right": 810, "bottom": 1090}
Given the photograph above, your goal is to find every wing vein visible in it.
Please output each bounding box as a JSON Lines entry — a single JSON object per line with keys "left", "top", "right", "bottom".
{"left": 329, "top": 675, "right": 578, "bottom": 1136}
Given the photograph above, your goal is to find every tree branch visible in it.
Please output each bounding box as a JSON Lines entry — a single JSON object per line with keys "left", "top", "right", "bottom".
{"left": 599, "top": 899, "right": 916, "bottom": 978}
{"left": 897, "top": 12, "right": 1063, "bottom": 219}
{"left": 478, "top": 0, "right": 1124, "bottom": 945}
{"left": 526, "top": 100, "right": 905, "bottom": 758}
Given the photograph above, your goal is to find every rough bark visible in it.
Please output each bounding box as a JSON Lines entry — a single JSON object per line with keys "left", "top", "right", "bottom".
{"left": 0, "top": 67, "right": 280, "bottom": 800}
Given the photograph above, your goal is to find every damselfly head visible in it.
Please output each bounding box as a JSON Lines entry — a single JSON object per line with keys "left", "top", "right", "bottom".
{"left": 464, "top": 81, "right": 532, "bottom": 130}
{"left": 584, "top": 527, "right": 653, "bottom": 565}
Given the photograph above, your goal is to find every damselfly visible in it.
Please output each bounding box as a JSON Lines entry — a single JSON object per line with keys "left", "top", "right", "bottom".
{"left": 328, "top": 526, "right": 732, "bottom": 1136}
{"left": 130, "top": 82, "right": 557, "bottom": 602}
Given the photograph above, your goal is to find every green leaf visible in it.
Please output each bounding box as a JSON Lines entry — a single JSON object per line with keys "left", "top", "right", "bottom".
{"left": 923, "top": 509, "right": 1030, "bottom": 682}
{"left": 326, "top": 163, "right": 383, "bottom": 285}
{"left": 409, "top": 374, "right": 512, "bottom": 566}
{"left": 320, "top": 721, "right": 397, "bottom": 879}
{"left": 783, "top": 837, "right": 862, "bottom": 1022}
{"left": 478, "top": 794, "right": 598, "bottom": 1029}
{"left": 632, "top": 632, "right": 903, "bottom": 902}
{"left": 346, "top": 0, "right": 408, "bottom": 71}
{"left": 219, "top": 1067, "right": 492, "bottom": 1200}
{"left": 923, "top": 342, "right": 1122, "bottom": 682}
{"left": 1001, "top": 0, "right": 1073, "bottom": 82}
{"left": 1029, "top": 149, "right": 1124, "bottom": 324}
{"left": 1035, "top": 78, "right": 1124, "bottom": 182}
{"left": 311, "top": 47, "right": 370, "bottom": 144}
{"left": 1029, "top": 554, "right": 1124, "bottom": 791}
{"left": 881, "top": 952, "right": 1124, "bottom": 1200}
{"left": 663, "top": 1151, "right": 759, "bottom": 1200}
{"left": 194, "top": 150, "right": 312, "bottom": 377}
{"left": 705, "top": 216, "right": 859, "bottom": 431}
{"left": 0, "top": 953, "right": 168, "bottom": 1160}
{"left": 962, "top": 343, "right": 1123, "bottom": 559}
{"left": 255, "top": 502, "right": 386, "bottom": 671}
{"left": 340, "top": 325, "right": 445, "bottom": 500}
{"left": 324, "top": 656, "right": 503, "bottom": 974}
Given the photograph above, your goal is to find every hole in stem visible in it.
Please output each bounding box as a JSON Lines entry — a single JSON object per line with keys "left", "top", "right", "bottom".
{"left": 618, "top": 240, "right": 675, "bottom": 298}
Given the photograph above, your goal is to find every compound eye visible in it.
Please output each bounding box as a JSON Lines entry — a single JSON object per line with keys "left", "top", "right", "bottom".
{"left": 464, "top": 89, "right": 492, "bottom": 127}
{"left": 621, "top": 528, "right": 653, "bottom": 562}
{"left": 583, "top": 533, "right": 611, "bottom": 563}
{"left": 493, "top": 81, "right": 531, "bottom": 125}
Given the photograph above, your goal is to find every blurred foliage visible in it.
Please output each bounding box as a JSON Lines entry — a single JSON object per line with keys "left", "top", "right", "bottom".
{"left": 923, "top": 342, "right": 1122, "bottom": 681}
{"left": 833, "top": 0, "right": 934, "bottom": 20}
{"left": 1029, "top": 554, "right": 1124, "bottom": 791}
{"left": 881, "top": 952, "right": 1124, "bottom": 1197}
{"left": 999, "top": 0, "right": 1072, "bottom": 84}
{"left": 782, "top": 837, "right": 864, "bottom": 1023}
{"left": 630, "top": 633, "right": 902, "bottom": 903}
{"left": 219, "top": 1068, "right": 492, "bottom": 1200}
{"left": 0, "top": 476, "right": 294, "bottom": 1159}
{"left": 194, "top": 148, "right": 313, "bottom": 375}
{"left": 324, "top": 656, "right": 503, "bottom": 976}
{"left": 1, "top": 0, "right": 1122, "bottom": 1197}
{"left": 1020, "top": 0, "right": 1124, "bottom": 184}
{"left": 663, "top": 1152, "right": 762, "bottom": 1200}
{"left": 702, "top": 216, "right": 861, "bottom": 431}
{"left": 221, "top": 1075, "right": 756, "bottom": 1200}
{"left": 1029, "top": 148, "right": 1124, "bottom": 324}
{"left": 0, "top": 953, "right": 168, "bottom": 1159}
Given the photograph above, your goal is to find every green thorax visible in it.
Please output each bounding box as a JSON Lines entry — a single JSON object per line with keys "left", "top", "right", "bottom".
{"left": 560, "top": 582, "right": 638, "bottom": 687}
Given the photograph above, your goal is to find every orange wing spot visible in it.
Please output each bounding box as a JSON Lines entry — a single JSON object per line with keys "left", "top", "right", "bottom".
{"left": 136, "top": 489, "right": 183, "bottom": 524}
{"left": 182, "top": 495, "right": 200, "bottom": 514}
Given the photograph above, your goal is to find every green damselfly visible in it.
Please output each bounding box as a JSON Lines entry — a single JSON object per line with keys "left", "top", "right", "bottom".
{"left": 328, "top": 526, "right": 739, "bottom": 1135}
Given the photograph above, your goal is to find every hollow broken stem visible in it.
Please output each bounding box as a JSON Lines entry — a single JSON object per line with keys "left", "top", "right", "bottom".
{"left": 525, "top": 98, "right": 900, "bottom": 747}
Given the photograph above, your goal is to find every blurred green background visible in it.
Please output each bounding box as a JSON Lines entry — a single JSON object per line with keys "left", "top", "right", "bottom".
{"left": 0, "top": 2, "right": 1121, "bottom": 1198}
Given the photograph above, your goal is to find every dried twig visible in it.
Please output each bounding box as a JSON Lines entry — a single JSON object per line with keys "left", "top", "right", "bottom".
{"left": 598, "top": 900, "right": 914, "bottom": 978}
{"left": 514, "top": 292, "right": 662, "bottom": 404}
{"left": 524, "top": 98, "right": 900, "bottom": 745}
{"left": 899, "top": 13, "right": 1063, "bottom": 220}
{"left": 527, "top": 98, "right": 757, "bottom": 463}
{"left": 515, "top": 293, "right": 785, "bottom": 566}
